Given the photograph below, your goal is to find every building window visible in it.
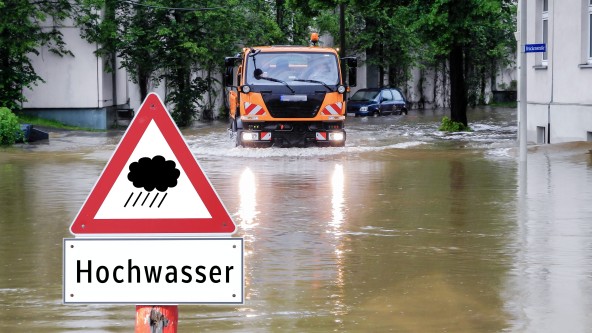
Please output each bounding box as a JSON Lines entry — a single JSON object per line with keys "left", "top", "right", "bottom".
{"left": 542, "top": 0, "right": 549, "bottom": 63}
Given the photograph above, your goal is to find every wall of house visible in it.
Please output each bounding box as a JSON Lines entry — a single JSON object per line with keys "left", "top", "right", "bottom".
{"left": 22, "top": 19, "right": 129, "bottom": 129}
{"left": 525, "top": 0, "right": 592, "bottom": 143}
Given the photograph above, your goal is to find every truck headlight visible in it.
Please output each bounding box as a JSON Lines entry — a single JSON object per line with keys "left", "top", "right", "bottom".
{"left": 241, "top": 132, "right": 258, "bottom": 141}
{"left": 329, "top": 132, "right": 345, "bottom": 141}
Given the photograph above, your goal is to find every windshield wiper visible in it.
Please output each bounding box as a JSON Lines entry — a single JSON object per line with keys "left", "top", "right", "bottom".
{"left": 257, "top": 75, "right": 296, "bottom": 94}
{"left": 294, "top": 79, "right": 334, "bottom": 92}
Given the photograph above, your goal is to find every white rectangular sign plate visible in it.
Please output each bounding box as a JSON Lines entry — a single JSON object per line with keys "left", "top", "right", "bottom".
{"left": 63, "top": 238, "right": 243, "bottom": 304}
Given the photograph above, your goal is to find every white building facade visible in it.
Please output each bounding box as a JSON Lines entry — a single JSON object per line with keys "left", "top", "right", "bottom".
{"left": 524, "top": 0, "right": 592, "bottom": 143}
{"left": 22, "top": 18, "right": 163, "bottom": 129}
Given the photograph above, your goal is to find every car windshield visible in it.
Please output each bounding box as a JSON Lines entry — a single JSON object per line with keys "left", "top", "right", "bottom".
{"left": 246, "top": 52, "right": 339, "bottom": 86}
{"left": 350, "top": 90, "right": 379, "bottom": 102}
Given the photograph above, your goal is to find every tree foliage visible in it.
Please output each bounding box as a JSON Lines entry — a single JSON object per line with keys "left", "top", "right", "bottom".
{"left": 76, "top": 0, "right": 283, "bottom": 126}
{"left": 410, "top": 0, "right": 516, "bottom": 125}
{"left": 0, "top": 0, "right": 74, "bottom": 111}
{"left": 0, "top": 107, "right": 22, "bottom": 145}
{"left": 284, "top": 0, "right": 516, "bottom": 125}
{"left": 1, "top": 0, "right": 515, "bottom": 127}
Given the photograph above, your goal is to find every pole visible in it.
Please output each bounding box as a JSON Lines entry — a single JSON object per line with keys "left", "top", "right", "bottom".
{"left": 519, "top": 0, "right": 527, "bottom": 163}
{"left": 339, "top": 2, "right": 346, "bottom": 79}
{"left": 135, "top": 305, "right": 178, "bottom": 333}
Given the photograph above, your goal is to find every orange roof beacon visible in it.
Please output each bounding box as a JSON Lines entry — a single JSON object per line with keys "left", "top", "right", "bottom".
{"left": 224, "top": 34, "right": 357, "bottom": 147}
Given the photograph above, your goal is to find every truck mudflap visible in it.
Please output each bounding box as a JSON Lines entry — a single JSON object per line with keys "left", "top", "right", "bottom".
{"left": 236, "top": 129, "right": 346, "bottom": 148}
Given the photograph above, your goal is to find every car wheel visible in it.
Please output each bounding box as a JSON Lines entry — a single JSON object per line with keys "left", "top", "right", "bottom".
{"left": 403, "top": 108, "right": 408, "bottom": 115}
{"left": 372, "top": 111, "right": 379, "bottom": 117}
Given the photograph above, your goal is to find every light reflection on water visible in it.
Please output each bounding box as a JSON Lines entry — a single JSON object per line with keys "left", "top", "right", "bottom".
{"left": 1, "top": 107, "right": 592, "bottom": 332}
{"left": 509, "top": 144, "right": 592, "bottom": 333}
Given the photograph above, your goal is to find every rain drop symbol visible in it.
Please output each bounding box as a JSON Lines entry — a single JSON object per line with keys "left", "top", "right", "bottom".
{"left": 124, "top": 155, "right": 180, "bottom": 208}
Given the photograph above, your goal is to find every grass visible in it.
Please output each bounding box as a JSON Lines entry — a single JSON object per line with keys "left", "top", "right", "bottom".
{"left": 485, "top": 101, "right": 517, "bottom": 108}
{"left": 439, "top": 116, "right": 473, "bottom": 132}
{"left": 17, "top": 114, "right": 100, "bottom": 131}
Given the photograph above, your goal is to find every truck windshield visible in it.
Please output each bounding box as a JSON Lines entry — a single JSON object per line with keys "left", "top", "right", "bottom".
{"left": 246, "top": 52, "right": 339, "bottom": 86}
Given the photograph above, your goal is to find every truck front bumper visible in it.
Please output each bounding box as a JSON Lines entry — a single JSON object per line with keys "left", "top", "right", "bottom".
{"left": 237, "top": 129, "right": 346, "bottom": 148}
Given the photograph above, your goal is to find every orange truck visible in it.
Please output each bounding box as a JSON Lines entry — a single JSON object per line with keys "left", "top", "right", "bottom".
{"left": 224, "top": 34, "right": 357, "bottom": 147}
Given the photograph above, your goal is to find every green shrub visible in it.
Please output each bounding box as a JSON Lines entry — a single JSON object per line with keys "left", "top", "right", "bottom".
{"left": 438, "top": 116, "right": 472, "bottom": 132}
{"left": 0, "top": 107, "right": 23, "bottom": 145}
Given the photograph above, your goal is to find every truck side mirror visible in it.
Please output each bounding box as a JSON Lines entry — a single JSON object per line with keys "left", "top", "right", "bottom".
{"left": 224, "top": 57, "right": 238, "bottom": 87}
{"left": 254, "top": 68, "right": 263, "bottom": 80}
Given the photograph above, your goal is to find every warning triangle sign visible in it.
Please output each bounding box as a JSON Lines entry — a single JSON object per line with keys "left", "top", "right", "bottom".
{"left": 70, "top": 93, "right": 236, "bottom": 235}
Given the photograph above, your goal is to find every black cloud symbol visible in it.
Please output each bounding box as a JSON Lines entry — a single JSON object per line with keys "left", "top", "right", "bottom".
{"left": 127, "top": 155, "right": 180, "bottom": 192}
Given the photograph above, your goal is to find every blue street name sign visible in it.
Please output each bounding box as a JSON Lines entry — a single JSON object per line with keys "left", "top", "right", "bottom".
{"left": 525, "top": 43, "right": 546, "bottom": 53}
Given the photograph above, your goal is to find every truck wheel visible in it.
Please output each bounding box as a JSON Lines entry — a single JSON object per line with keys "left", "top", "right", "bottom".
{"left": 235, "top": 129, "right": 243, "bottom": 147}
{"left": 229, "top": 119, "right": 236, "bottom": 139}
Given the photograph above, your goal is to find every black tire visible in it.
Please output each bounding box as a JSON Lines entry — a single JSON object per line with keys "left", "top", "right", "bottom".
{"left": 235, "top": 129, "right": 243, "bottom": 147}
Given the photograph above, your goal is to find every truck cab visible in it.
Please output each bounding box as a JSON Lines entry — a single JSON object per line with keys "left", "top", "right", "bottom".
{"left": 225, "top": 38, "right": 357, "bottom": 147}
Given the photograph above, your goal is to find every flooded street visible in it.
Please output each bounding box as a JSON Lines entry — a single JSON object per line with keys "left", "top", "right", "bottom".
{"left": 1, "top": 107, "right": 592, "bottom": 332}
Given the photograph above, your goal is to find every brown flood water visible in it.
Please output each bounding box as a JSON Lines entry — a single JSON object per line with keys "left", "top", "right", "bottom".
{"left": 1, "top": 107, "right": 591, "bottom": 332}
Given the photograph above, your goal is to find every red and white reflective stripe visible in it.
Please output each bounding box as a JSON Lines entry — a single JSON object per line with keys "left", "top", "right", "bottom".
{"left": 321, "top": 102, "right": 343, "bottom": 115}
{"left": 244, "top": 102, "right": 264, "bottom": 115}
{"left": 316, "top": 132, "right": 327, "bottom": 141}
{"left": 261, "top": 132, "right": 272, "bottom": 141}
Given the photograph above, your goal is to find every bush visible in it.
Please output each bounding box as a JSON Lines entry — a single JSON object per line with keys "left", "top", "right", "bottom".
{"left": 438, "top": 116, "right": 472, "bottom": 132}
{"left": 0, "top": 107, "right": 23, "bottom": 145}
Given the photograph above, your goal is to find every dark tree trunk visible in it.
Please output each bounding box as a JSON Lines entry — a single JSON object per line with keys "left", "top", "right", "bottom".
{"left": 138, "top": 67, "right": 148, "bottom": 103}
{"left": 175, "top": 68, "right": 193, "bottom": 127}
{"left": 448, "top": 43, "right": 467, "bottom": 126}
{"left": 276, "top": 0, "right": 284, "bottom": 31}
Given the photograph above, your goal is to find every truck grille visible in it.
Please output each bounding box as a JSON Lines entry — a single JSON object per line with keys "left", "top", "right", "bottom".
{"left": 262, "top": 94, "right": 324, "bottom": 118}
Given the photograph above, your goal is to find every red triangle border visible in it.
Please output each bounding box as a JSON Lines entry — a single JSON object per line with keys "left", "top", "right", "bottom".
{"left": 70, "top": 93, "right": 236, "bottom": 235}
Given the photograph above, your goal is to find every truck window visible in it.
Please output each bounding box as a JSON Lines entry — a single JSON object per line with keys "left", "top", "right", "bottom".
{"left": 245, "top": 52, "right": 339, "bottom": 86}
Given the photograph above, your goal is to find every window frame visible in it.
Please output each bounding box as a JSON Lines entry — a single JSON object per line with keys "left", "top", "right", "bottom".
{"left": 588, "top": 0, "right": 592, "bottom": 63}
{"left": 390, "top": 89, "right": 404, "bottom": 101}
{"left": 542, "top": 0, "right": 549, "bottom": 64}
{"left": 380, "top": 89, "right": 393, "bottom": 102}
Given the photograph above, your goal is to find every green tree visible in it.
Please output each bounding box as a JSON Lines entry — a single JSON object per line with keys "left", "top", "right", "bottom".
{"left": 0, "top": 0, "right": 73, "bottom": 111}
{"left": 0, "top": 107, "right": 22, "bottom": 145}
{"left": 350, "top": 0, "right": 417, "bottom": 88}
{"left": 77, "top": 0, "right": 283, "bottom": 126}
{"left": 411, "top": 0, "right": 516, "bottom": 125}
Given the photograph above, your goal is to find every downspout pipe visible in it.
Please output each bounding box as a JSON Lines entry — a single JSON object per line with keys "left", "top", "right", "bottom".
{"left": 112, "top": 52, "right": 117, "bottom": 108}
{"left": 548, "top": 0, "right": 555, "bottom": 144}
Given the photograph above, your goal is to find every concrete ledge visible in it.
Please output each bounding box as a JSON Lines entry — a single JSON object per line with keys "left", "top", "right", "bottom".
{"left": 21, "top": 107, "right": 117, "bottom": 130}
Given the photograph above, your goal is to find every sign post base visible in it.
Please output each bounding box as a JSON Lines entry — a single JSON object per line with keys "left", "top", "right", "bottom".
{"left": 135, "top": 305, "right": 178, "bottom": 333}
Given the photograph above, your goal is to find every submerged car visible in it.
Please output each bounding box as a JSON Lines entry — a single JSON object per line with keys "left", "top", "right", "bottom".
{"left": 346, "top": 87, "right": 408, "bottom": 117}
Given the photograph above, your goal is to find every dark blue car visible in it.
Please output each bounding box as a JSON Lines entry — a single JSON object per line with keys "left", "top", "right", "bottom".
{"left": 346, "top": 88, "right": 408, "bottom": 117}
